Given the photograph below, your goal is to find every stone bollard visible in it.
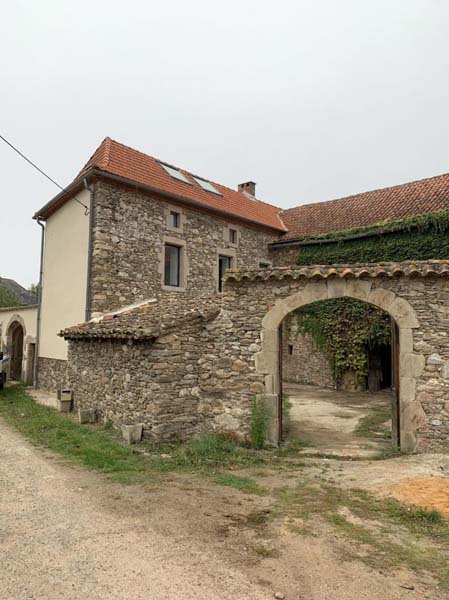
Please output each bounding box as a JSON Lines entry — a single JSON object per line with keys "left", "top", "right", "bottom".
{"left": 121, "top": 424, "right": 143, "bottom": 445}
{"left": 78, "top": 408, "right": 96, "bottom": 424}
{"left": 58, "top": 389, "right": 73, "bottom": 413}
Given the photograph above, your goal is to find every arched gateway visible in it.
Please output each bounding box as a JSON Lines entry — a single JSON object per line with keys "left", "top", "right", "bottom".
{"left": 223, "top": 261, "right": 449, "bottom": 453}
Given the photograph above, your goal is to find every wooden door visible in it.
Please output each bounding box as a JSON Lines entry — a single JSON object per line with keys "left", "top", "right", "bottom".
{"left": 391, "top": 320, "right": 400, "bottom": 449}
{"left": 278, "top": 323, "right": 283, "bottom": 443}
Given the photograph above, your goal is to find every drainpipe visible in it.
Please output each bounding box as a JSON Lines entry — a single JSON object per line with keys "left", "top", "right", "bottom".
{"left": 83, "top": 178, "right": 95, "bottom": 322}
{"left": 33, "top": 218, "right": 45, "bottom": 388}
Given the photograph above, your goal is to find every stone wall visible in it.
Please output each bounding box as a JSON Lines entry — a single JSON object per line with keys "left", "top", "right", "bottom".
{"left": 282, "top": 314, "right": 334, "bottom": 388}
{"left": 67, "top": 310, "right": 255, "bottom": 442}
{"left": 219, "top": 272, "right": 449, "bottom": 453}
{"left": 38, "top": 357, "right": 68, "bottom": 392}
{"left": 66, "top": 265, "right": 449, "bottom": 453}
{"left": 269, "top": 244, "right": 298, "bottom": 266}
{"left": 90, "top": 180, "right": 277, "bottom": 314}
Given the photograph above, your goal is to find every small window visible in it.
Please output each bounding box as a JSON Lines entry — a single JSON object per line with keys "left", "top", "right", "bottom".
{"left": 229, "top": 229, "right": 237, "bottom": 244}
{"left": 192, "top": 176, "right": 222, "bottom": 195}
{"left": 160, "top": 163, "right": 191, "bottom": 184}
{"left": 288, "top": 344, "right": 294, "bottom": 356}
{"left": 218, "top": 255, "right": 233, "bottom": 292}
{"left": 164, "top": 244, "right": 181, "bottom": 287}
{"left": 170, "top": 211, "right": 180, "bottom": 229}
{"left": 259, "top": 261, "right": 271, "bottom": 268}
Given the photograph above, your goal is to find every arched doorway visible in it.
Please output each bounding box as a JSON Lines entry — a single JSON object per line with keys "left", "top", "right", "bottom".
{"left": 9, "top": 321, "right": 24, "bottom": 381}
{"left": 254, "top": 279, "right": 422, "bottom": 452}
{"left": 279, "top": 297, "right": 400, "bottom": 455}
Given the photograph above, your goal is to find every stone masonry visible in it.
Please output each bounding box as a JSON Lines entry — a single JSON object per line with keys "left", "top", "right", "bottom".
{"left": 90, "top": 180, "right": 277, "bottom": 314}
{"left": 282, "top": 313, "right": 334, "bottom": 388}
{"left": 64, "top": 262, "right": 449, "bottom": 453}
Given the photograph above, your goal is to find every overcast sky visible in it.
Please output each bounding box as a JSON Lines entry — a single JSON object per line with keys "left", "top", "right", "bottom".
{"left": 2, "top": 0, "right": 449, "bottom": 287}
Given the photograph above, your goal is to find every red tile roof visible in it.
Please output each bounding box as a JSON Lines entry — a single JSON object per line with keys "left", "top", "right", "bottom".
{"left": 77, "top": 137, "right": 286, "bottom": 232}
{"left": 61, "top": 294, "right": 220, "bottom": 340}
{"left": 279, "top": 173, "right": 449, "bottom": 241}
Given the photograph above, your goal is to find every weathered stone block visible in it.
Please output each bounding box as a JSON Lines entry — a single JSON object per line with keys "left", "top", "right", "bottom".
{"left": 121, "top": 424, "right": 143, "bottom": 444}
{"left": 78, "top": 408, "right": 96, "bottom": 424}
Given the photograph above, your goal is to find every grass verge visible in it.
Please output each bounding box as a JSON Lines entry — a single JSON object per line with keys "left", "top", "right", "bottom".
{"left": 0, "top": 386, "right": 265, "bottom": 492}
{"left": 0, "top": 385, "right": 146, "bottom": 482}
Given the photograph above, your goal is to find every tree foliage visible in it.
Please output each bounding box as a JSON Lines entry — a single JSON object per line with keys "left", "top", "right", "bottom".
{"left": 295, "top": 298, "right": 391, "bottom": 385}
{"left": 0, "top": 285, "right": 18, "bottom": 308}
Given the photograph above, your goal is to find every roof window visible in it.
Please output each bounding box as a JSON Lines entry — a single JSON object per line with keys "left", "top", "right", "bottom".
{"left": 192, "top": 176, "right": 222, "bottom": 195}
{"left": 160, "top": 163, "right": 191, "bottom": 184}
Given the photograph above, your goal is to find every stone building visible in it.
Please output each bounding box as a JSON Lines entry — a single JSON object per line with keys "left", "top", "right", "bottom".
{"left": 34, "top": 138, "right": 284, "bottom": 391}
{"left": 25, "top": 136, "right": 449, "bottom": 452}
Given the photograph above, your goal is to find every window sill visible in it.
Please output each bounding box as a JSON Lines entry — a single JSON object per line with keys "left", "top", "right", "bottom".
{"left": 162, "top": 285, "right": 186, "bottom": 293}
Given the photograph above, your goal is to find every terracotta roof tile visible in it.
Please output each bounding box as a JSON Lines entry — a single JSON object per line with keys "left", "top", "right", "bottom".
{"left": 78, "top": 137, "right": 285, "bottom": 232}
{"left": 224, "top": 260, "right": 449, "bottom": 282}
{"left": 61, "top": 295, "right": 220, "bottom": 341}
{"left": 279, "top": 174, "right": 449, "bottom": 241}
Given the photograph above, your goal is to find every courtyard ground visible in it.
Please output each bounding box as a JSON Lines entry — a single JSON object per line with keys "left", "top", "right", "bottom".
{"left": 284, "top": 383, "right": 393, "bottom": 457}
{"left": 1, "top": 386, "right": 449, "bottom": 600}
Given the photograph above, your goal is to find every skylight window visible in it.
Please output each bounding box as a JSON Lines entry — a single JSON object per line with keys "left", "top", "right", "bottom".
{"left": 192, "top": 176, "right": 222, "bottom": 195}
{"left": 160, "top": 163, "right": 191, "bottom": 184}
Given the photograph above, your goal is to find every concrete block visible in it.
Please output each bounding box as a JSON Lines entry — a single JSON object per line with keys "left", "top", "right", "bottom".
{"left": 121, "top": 423, "right": 143, "bottom": 444}
{"left": 78, "top": 408, "right": 96, "bottom": 424}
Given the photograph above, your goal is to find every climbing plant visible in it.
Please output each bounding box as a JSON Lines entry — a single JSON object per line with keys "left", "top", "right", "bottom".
{"left": 296, "top": 209, "right": 449, "bottom": 266}
{"left": 295, "top": 298, "right": 391, "bottom": 386}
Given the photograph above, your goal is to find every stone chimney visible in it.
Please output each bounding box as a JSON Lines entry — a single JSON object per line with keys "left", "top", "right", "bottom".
{"left": 238, "top": 181, "right": 256, "bottom": 196}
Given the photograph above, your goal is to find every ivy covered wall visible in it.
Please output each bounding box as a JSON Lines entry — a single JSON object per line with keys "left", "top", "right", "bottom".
{"left": 289, "top": 211, "right": 449, "bottom": 389}
{"left": 296, "top": 209, "right": 449, "bottom": 266}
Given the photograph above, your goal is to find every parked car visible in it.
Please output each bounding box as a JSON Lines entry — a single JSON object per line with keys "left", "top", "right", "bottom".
{"left": 0, "top": 351, "right": 9, "bottom": 390}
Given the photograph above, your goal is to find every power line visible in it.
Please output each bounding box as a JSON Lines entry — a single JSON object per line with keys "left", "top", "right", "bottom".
{"left": 0, "top": 133, "right": 89, "bottom": 214}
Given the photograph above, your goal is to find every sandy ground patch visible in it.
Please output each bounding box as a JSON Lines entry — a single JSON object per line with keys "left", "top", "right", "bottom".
{"left": 393, "top": 477, "right": 449, "bottom": 518}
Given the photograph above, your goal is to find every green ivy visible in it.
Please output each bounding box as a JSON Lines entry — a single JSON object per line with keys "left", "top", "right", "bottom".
{"left": 295, "top": 208, "right": 449, "bottom": 244}
{"left": 296, "top": 210, "right": 449, "bottom": 266}
{"left": 295, "top": 298, "right": 391, "bottom": 385}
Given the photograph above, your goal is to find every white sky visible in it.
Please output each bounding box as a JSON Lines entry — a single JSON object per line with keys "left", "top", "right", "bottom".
{"left": 2, "top": 0, "right": 449, "bottom": 287}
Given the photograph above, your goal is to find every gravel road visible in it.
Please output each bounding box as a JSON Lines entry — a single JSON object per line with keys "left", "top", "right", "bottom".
{"left": 0, "top": 418, "right": 269, "bottom": 600}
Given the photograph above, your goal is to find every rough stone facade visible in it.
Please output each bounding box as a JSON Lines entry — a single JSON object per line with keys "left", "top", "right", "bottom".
{"left": 222, "top": 266, "right": 449, "bottom": 453}
{"left": 38, "top": 357, "right": 69, "bottom": 392}
{"left": 90, "top": 180, "right": 277, "bottom": 314}
{"left": 67, "top": 309, "right": 255, "bottom": 442}
{"left": 64, "top": 262, "right": 449, "bottom": 454}
{"left": 282, "top": 314, "right": 334, "bottom": 388}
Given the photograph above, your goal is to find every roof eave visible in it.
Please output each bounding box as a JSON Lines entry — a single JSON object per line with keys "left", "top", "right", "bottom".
{"left": 34, "top": 168, "right": 287, "bottom": 233}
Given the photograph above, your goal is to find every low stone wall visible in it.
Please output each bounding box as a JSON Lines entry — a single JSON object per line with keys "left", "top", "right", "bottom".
{"left": 282, "top": 315, "right": 334, "bottom": 388}
{"left": 67, "top": 311, "right": 253, "bottom": 442}
{"left": 38, "top": 357, "right": 68, "bottom": 392}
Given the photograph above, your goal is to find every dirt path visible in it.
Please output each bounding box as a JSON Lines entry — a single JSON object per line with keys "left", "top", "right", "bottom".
{"left": 1, "top": 416, "right": 447, "bottom": 600}
{"left": 0, "top": 418, "right": 269, "bottom": 600}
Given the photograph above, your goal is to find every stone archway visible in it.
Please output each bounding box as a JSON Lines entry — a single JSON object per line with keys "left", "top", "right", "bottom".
{"left": 6, "top": 316, "right": 27, "bottom": 382}
{"left": 254, "top": 279, "right": 424, "bottom": 452}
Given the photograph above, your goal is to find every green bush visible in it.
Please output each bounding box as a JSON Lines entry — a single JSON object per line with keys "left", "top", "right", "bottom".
{"left": 250, "top": 397, "right": 271, "bottom": 449}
